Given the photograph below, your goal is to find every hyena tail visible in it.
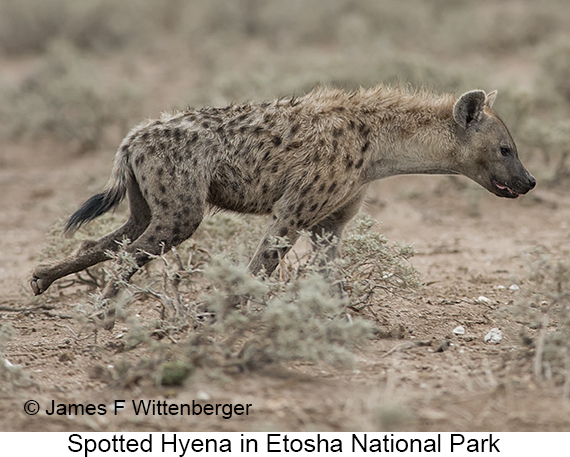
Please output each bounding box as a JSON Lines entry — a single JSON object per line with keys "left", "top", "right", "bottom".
{"left": 63, "top": 141, "right": 131, "bottom": 238}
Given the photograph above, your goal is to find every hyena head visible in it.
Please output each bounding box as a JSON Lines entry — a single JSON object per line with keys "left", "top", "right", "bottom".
{"left": 453, "top": 90, "right": 536, "bottom": 198}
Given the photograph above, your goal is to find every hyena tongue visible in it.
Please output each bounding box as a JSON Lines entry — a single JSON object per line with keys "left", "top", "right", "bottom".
{"left": 493, "top": 180, "right": 519, "bottom": 197}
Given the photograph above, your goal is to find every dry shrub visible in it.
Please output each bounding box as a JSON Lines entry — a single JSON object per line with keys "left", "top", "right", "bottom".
{"left": 0, "top": 324, "right": 34, "bottom": 391}
{"left": 507, "top": 251, "right": 570, "bottom": 386}
{"left": 38, "top": 212, "right": 419, "bottom": 384}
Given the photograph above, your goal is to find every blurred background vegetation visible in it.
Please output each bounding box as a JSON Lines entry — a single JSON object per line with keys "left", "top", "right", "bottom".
{"left": 0, "top": 0, "right": 569, "bottom": 182}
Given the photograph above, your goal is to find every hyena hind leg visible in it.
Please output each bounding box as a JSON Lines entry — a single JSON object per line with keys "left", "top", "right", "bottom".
{"left": 30, "top": 184, "right": 151, "bottom": 295}
{"left": 30, "top": 217, "right": 150, "bottom": 296}
{"left": 97, "top": 208, "right": 205, "bottom": 329}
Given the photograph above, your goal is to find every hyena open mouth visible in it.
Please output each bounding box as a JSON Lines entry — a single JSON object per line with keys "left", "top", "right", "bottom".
{"left": 492, "top": 179, "right": 519, "bottom": 198}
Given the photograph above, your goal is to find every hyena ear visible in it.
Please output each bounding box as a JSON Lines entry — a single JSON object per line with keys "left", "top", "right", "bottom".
{"left": 484, "top": 90, "right": 498, "bottom": 109}
{"left": 453, "top": 90, "right": 487, "bottom": 129}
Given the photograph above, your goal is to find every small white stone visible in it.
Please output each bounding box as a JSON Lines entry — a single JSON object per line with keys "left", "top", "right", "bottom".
{"left": 453, "top": 326, "right": 465, "bottom": 335}
{"left": 496, "top": 285, "right": 506, "bottom": 290}
{"left": 477, "top": 296, "right": 492, "bottom": 304}
{"left": 509, "top": 284, "right": 520, "bottom": 291}
{"left": 484, "top": 328, "right": 502, "bottom": 343}
{"left": 196, "top": 390, "right": 211, "bottom": 401}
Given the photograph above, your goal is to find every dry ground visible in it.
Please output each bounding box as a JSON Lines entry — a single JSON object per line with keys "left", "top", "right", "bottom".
{"left": 1, "top": 139, "right": 569, "bottom": 432}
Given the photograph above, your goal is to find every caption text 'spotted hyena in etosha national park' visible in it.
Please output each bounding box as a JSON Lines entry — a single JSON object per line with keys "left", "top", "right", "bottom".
{"left": 30, "top": 85, "right": 536, "bottom": 326}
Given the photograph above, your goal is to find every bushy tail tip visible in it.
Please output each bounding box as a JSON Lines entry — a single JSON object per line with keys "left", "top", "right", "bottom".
{"left": 63, "top": 190, "right": 123, "bottom": 238}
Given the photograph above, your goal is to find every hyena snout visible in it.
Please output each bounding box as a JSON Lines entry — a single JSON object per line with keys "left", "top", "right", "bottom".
{"left": 492, "top": 168, "right": 536, "bottom": 198}
{"left": 524, "top": 173, "right": 536, "bottom": 191}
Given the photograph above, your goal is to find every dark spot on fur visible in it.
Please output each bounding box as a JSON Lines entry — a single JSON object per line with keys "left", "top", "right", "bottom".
{"left": 271, "top": 163, "right": 279, "bottom": 173}
{"left": 328, "top": 182, "right": 337, "bottom": 193}
{"left": 309, "top": 203, "right": 318, "bottom": 212}
{"left": 358, "top": 123, "right": 370, "bottom": 136}
{"left": 159, "top": 184, "right": 166, "bottom": 194}
{"left": 202, "top": 122, "right": 210, "bottom": 129}
{"left": 291, "top": 123, "right": 300, "bottom": 135}
{"left": 355, "top": 158, "right": 364, "bottom": 169}
{"left": 361, "top": 141, "right": 370, "bottom": 154}
{"left": 278, "top": 227, "right": 288, "bottom": 237}
{"left": 332, "top": 139, "right": 338, "bottom": 151}
{"left": 173, "top": 128, "right": 183, "bottom": 142}
{"left": 157, "top": 167, "right": 164, "bottom": 177}
{"left": 333, "top": 128, "right": 343, "bottom": 137}
{"left": 272, "top": 136, "right": 282, "bottom": 147}
{"left": 318, "top": 183, "right": 326, "bottom": 192}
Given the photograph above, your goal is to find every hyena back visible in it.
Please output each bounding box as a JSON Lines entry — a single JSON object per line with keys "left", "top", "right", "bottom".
{"left": 30, "top": 85, "right": 536, "bottom": 318}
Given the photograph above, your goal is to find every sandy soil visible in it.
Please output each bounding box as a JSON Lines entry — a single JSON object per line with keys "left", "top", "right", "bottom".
{"left": 1, "top": 137, "right": 569, "bottom": 433}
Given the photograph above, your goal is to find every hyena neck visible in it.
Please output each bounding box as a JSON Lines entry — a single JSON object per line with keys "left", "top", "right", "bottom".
{"left": 361, "top": 98, "right": 460, "bottom": 182}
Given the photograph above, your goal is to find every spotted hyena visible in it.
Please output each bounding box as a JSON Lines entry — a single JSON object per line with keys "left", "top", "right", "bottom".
{"left": 30, "top": 85, "right": 535, "bottom": 322}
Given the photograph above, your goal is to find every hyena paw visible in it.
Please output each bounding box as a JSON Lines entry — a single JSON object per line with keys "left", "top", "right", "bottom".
{"left": 30, "top": 265, "right": 55, "bottom": 295}
{"left": 30, "top": 275, "right": 49, "bottom": 295}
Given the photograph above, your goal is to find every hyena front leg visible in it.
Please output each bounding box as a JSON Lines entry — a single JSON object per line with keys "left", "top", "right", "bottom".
{"left": 31, "top": 183, "right": 151, "bottom": 295}
{"left": 309, "top": 187, "right": 368, "bottom": 272}
{"left": 248, "top": 217, "right": 301, "bottom": 277}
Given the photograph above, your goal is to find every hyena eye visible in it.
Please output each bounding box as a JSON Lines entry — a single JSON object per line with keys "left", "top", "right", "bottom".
{"left": 500, "top": 147, "right": 511, "bottom": 157}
